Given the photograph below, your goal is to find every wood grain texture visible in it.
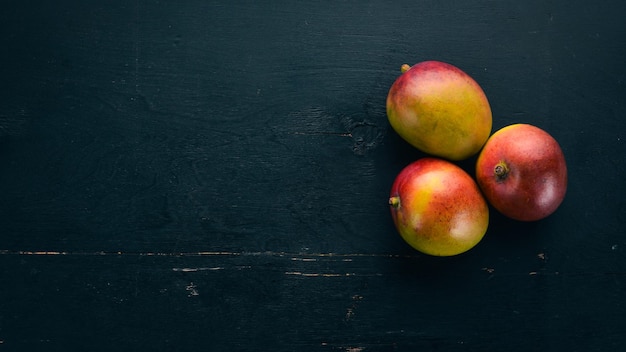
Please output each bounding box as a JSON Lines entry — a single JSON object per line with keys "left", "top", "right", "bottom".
{"left": 1, "top": 0, "right": 626, "bottom": 350}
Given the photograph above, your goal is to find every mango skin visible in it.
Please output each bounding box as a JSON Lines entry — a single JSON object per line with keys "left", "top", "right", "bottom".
{"left": 475, "top": 124, "right": 568, "bottom": 221}
{"left": 386, "top": 61, "right": 492, "bottom": 161}
{"left": 389, "top": 158, "right": 489, "bottom": 256}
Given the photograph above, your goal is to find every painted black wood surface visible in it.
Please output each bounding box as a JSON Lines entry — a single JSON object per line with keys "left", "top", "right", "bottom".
{"left": 1, "top": 1, "right": 625, "bottom": 350}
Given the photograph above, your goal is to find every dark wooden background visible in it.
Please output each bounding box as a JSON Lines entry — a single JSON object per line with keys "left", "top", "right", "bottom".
{"left": 1, "top": 0, "right": 625, "bottom": 350}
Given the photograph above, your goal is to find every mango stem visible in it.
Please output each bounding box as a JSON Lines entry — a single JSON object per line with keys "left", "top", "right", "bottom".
{"left": 389, "top": 196, "right": 401, "bottom": 208}
{"left": 400, "top": 64, "right": 411, "bottom": 73}
{"left": 494, "top": 161, "right": 510, "bottom": 181}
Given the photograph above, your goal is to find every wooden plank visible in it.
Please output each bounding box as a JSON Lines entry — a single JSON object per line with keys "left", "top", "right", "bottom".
{"left": 1, "top": 0, "right": 625, "bottom": 350}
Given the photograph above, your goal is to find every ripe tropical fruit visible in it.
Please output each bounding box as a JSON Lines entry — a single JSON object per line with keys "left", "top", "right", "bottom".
{"left": 386, "top": 61, "right": 492, "bottom": 160}
{"left": 389, "top": 158, "right": 489, "bottom": 256}
{"left": 475, "top": 123, "right": 567, "bottom": 221}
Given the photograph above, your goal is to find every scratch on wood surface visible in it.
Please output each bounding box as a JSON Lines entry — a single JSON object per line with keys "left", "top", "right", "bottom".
{"left": 285, "top": 271, "right": 383, "bottom": 278}
{"left": 1, "top": 250, "right": 401, "bottom": 277}
{"left": 285, "top": 271, "right": 349, "bottom": 277}
{"left": 8, "top": 251, "right": 69, "bottom": 255}
{"left": 0, "top": 250, "right": 242, "bottom": 257}
{"left": 0, "top": 250, "right": 418, "bottom": 259}
{"left": 172, "top": 266, "right": 252, "bottom": 272}
{"left": 291, "top": 131, "right": 352, "bottom": 137}
{"left": 172, "top": 267, "right": 224, "bottom": 272}
{"left": 320, "top": 345, "right": 365, "bottom": 352}
{"left": 185, "top": 282, "right": 199, "bottom": 297}
{"left": 291, "top": 257, "right": 354, "bottom": 262}
{"left": 344, "top": 294, "right": 363, "bottom": 322}
{"left": 345, "top": 347, "right": 364, "bottom": 352}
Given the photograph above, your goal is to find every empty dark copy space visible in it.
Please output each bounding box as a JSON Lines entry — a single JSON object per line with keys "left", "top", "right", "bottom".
{"left": 1, "top": 1, "right": 625, "bottom": 351}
